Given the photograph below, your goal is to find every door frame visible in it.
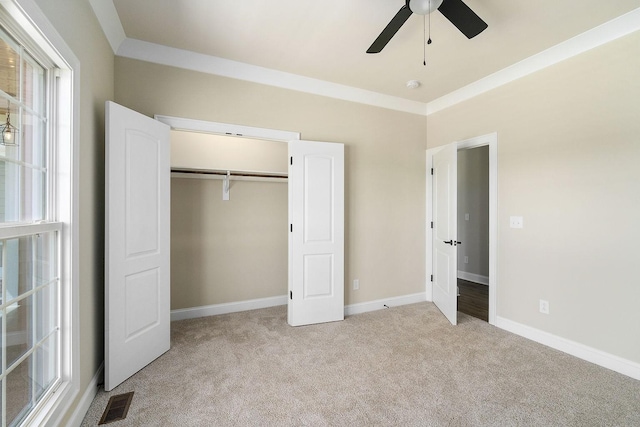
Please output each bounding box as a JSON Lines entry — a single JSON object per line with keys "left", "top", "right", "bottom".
{"left": 154, "top": 115, "right": 306, "bottom": 319}
{"left": 155, "top": 117, "right": 346, "bottom": 327}
{"left": 426, "top": 132, "right": 497, "bottom": 325}
{"left": 155, "top": 115, "right": 300, "bottom": 142}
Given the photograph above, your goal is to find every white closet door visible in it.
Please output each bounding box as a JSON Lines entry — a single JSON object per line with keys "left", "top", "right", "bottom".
{"left": 105, "top": 101, "right": 171, "bottom": 390}
{"left": 432, "top": 142, "right": 458, "bottom": 325}
{"left": 288, "top": 140, "right": 344, "bottom": 326}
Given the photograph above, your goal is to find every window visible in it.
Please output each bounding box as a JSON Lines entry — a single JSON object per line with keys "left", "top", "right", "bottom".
{"left": 0, "top": 22, "right": 60, "bottom": 427}
{"left": 0, "top": 2, "right": 78, "bottom": 425}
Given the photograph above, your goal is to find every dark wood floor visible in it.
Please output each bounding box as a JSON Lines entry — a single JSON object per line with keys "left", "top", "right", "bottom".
{"left": 457, "top": 279, "right": 489, "bottom": 322}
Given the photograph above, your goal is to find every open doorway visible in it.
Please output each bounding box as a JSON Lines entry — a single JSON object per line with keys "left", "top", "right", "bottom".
{"left": 154, "top": 115, "right": 346, "bottom": 327}
{"left": 426, "top": 133, "right": 497, "bottom": 325}
{"left": 154, "top": 116, "right": 299, "bottom": 321}
{"left": 169, "top": 130, "right": 289, "bottom": 315}
{"left": 456, "top": 146, "right": 489, "bottom": 322}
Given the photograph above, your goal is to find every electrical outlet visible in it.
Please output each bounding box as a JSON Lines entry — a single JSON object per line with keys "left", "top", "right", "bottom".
{"left": 539, "top": 299, "right": 549, "bottom": 314}
{"left": 464, "top": 256, "right": 469, "bottom": 264}
{"left": 353, "top": 279, "right": 359, "bottom": 290}
{"left": 510, "top": 216, "right": 524, "bottom": 228}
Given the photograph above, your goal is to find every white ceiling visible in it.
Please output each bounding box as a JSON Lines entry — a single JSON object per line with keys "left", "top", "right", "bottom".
{"left": 107, "top": 0, "right": 640, "bottom": 108}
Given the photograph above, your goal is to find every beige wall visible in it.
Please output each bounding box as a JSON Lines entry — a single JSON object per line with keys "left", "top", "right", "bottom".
{"left": 171, "top": 130, "right": 288, "bottom": 173}
{"left": 171, "top": 178, "right": 288, "bottom": 308}
{"left": 115, "top": 57, "right": 428, "bottom": 307}
{"left": 457, "top": 146, "right": 489, "bottom": 277}
{"left": 170, "top": 131, "right": 289, "bottom": 309}
{"left": 33, "top": 0, "right": 114, "bottom": 424}
{"left": 428, "top": 32, "right": 640, "bottom": 363}
{"left": 18, "top": 2, "right": 639, "bottom": 423}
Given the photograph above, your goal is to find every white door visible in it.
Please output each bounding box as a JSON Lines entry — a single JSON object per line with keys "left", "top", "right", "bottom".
{"left": 105, "top": 101, "right": 171, "bottom": 391}
{"left": 288, "top": 140, "right": 344, "bottom": 326}
{"left": 432, "top": 143, "right": 458, "bottom": 325}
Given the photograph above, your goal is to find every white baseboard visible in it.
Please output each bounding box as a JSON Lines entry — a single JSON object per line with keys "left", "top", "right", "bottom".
{"left": 67, "top": 362, "right": 103, "bottom": 427}
{"left": 171, "top": 292, "right": 429, "bottom": 322}
{"left": 496, "top": 317, "right": 640, "bottom": 381}
{"left": 425, "top": 281, "right": 433, "bottom": 302}
{"left": 171, "top": 295, "right": 288, "bottom": 321}
{"left": 457, "top": 271, "right": 489, "bottom": 285}
{"left": 344, "top": 293, "right": 427, "bottom": 316}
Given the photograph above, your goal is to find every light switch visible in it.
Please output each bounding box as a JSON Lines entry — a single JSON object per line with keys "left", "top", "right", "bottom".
{"left": 465, "top": 213, "right": 470, "bottom": 221}
{"left": 510, "top": 216, "right": 524, "bottom": 228}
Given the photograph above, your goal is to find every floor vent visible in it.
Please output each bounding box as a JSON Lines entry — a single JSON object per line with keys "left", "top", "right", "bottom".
{"left": 99, "top": 391, "right": 134, "bottom": 424}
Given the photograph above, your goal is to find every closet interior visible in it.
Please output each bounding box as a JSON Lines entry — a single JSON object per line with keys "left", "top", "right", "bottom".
{"left": 169, "top": 130, "right": 289, "bottom": 311}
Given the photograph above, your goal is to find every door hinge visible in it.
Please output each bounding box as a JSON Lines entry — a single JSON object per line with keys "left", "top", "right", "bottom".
{"left": 430, "top": 221, "right": 433, "bottom": 229}
{"left": 290, "top": 224, "right": 293, "bottom": 232}
{"left": 290, "top": 156, "right": 293, "bottom": 166}
{"left": 430, "top": 274, "right": 433, "bottom": 282}
{"left": 290, "top": 291, "right": 292, "bottom": 300}
{"left": 431, "top": 168, "right": 433, "bottom": 175}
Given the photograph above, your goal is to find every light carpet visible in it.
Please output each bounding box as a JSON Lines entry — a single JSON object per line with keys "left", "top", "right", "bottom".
{"left": 81, "top": 302, "right": 640, "bottom": 426}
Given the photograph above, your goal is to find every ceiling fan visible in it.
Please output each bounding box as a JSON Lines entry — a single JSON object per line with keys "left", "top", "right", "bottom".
{"left": 367, "top": 0, "right": 487, "bottom": 53}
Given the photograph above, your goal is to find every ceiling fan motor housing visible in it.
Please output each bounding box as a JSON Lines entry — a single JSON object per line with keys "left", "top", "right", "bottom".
{"left": 367, "top": 0, "right": 487, "bottom": 53}
{"left": 409, "top": 0, "right": 444, "bottom": 15}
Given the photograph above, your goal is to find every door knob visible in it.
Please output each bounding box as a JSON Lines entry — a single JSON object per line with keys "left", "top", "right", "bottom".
{"left": 444, "top": 240, "right": 453, "bottom": 245}
{"left": 455, "top": 241, "right": 462, "bottom": 246}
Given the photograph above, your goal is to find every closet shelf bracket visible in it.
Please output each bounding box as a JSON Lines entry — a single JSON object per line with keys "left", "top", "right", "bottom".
{"left": 222, "top": 170, "right": 230, "bottom": 201}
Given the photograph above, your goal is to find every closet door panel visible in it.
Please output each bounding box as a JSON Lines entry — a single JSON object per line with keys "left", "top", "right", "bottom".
{"left": 288, "top": 140, "right": 344, "bottom": 326}
{"left": 105, "top": 101, "right": 171, "bottom": 391}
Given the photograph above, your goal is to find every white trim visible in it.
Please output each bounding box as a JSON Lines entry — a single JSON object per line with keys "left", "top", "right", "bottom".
{"left": 120, "top": 38, "right": 427, "bottom": 116}
{"left": 161, "top": 118, "right": 303, "bottom": 324}
{"left": 0, "top": 221, "right": 62, "bottom": 239}
{"left": 170, "top": 292, "right": 428, "bottom": 322}
{"left": 0, "top": 153, "right": 48, "bottom": 172}
{"left": 426, "top": 8, "right": 640, "bottom": 115}
{"left": 88, "top": 0, "right": 125, "bottom": 53}
{"left": 0, "top": 0, "right": 69, "bottom": 68}
{"left": 458, "top": 133, "right": 498, "bottom": 325}
{"left": 4, "top": 1, "right": 82, "bottom": 426}
{"left": 426, "top": 132, "right": 497, "bottom": 324}
{"left": 425, "top": 157, "right": 433, "bottom": 303}
{"left": 90, "top": 7, "right": 640, "bottom": 116}
{"left": 344, "top": 293, "right": 426, "bottom": 317}
{"left": 171, "top": 295, "right": 288, "bottom": 322}
{"left": 66, "top": 363, "right": 104, "bottom": 427}
{"left": 457, "top": 271, "right": 489, "bottom": 286}
{"left": 155, "top": 115, "right": 300, "bottom": 142}
{"left": 496, "top": 317, "right": 640, "bottom": 381}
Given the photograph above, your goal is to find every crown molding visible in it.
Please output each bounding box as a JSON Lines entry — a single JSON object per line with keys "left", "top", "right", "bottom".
{"left": 90, "top": 2, "right": 640, "bottom": 117}
{"left": 426, "top": 7, "right": 640, "bottom": 115}
{"left": 116, "top": 38, "right": 428, "bottom": 116}
{"left": 88, "top": 0, "right": 125, "bottom": 53}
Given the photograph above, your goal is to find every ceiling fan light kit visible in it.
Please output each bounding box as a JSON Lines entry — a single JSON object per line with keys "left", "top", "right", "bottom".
{"left": 409, "top": 0, "right": 443, "bottom": 15}
{"left": 367, "top": 0, "right": 488, "bottom": 54}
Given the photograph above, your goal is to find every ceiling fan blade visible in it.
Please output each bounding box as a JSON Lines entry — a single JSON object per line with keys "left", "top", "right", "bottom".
{"left": 438, "top": 0, "right": 487, "bottom": 39}
{"left": 367, "top": 2, "right": 413, "bottom": 54}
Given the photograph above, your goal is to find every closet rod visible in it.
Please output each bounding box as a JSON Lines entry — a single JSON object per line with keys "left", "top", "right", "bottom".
{"left": 171, "top": 168, "right": 288, "bottom": 180}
